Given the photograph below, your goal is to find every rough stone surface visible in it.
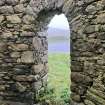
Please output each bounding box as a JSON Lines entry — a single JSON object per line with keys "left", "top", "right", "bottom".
{"left": 0, "top": 0, "right": 105, "bottom": 105}
{"left": 7, "top": 15, "right": 21, "bottom": 23}
{"left": 0, "top": 6, "right": 14, "bottom": 14}
{"left": 6, "top": 0, "right": 19, "bottom": 6}
{"left": 70, "top": 0, "right": 105, "bottom": 104}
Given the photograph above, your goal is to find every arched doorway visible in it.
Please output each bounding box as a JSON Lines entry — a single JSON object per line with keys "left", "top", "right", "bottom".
{"left": 46, "top": 13, "right": 70, "bottom": 104}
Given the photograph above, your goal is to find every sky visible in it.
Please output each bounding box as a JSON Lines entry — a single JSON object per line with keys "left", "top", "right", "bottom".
{"left": 47, "top": 14, "right": 70, "bottom": 53}
{"left": 48, "top": 14, "right": 70, "bottom": 31}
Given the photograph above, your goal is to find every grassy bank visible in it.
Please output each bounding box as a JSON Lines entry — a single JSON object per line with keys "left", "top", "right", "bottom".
{"left": 39, "top": 53, "right": 71, "bottom": 105}
{"left": 48, "top": 53, "right": 70, "bottom": 98}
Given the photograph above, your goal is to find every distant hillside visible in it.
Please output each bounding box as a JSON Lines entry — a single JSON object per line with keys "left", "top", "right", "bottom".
{"left": 47, "top": 27, "right": 70, "bottom": 38}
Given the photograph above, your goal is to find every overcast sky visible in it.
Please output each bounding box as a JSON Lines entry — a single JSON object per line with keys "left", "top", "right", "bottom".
{"left": 47, "top": 14, "right": 70, "bottom": 38}
{"left": 48, "top": 14, "right": 70, "bottom": 30}
{"left": 47, "top": 14, "right": 70, "bottom": 53}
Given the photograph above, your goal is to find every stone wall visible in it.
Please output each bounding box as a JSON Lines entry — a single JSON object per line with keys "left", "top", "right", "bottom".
{"left": 70, "top": 0, "right": 105, "bottom": 105}
{"left": 0, "top": 0, "right": 105, "bottom": 105}
{"left": 0, "top": 0, "right": 49, "bottom": 104}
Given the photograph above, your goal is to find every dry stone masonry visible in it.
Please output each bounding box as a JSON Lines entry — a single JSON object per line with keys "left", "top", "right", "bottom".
{"left": 70, "top": 0, "right": 105, "bottom": 105}
{"left": 0, "top": 0, "right": 49, "bottom": 104}
{"left": 0, "top": 0, "right": 105, "bottom": 105}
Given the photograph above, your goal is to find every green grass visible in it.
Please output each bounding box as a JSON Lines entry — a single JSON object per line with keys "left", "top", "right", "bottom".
{"left": 48, "top": 53, "right": 71, "bottom": 103}
{"left": 38, "top": 53, "right": 71, "bottom": 105}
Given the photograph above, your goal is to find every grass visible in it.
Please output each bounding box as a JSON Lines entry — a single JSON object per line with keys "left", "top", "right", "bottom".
{"left": 48, "top": 53, "right": 70, "bottom": 97}
{"left": 38, "top": 53, "right": 71, "bottom": 105}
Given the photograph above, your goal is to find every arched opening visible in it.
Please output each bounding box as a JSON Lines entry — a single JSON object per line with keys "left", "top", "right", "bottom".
{"left": 46, "top": 13, "right": 71, "bottom": 104}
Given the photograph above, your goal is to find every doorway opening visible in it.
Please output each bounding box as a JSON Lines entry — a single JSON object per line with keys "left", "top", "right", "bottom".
{"left": 47, "top": 13, "right": 70, "bottom": 104}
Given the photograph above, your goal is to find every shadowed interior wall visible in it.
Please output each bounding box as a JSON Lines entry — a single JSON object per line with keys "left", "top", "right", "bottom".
{"left": 0, "top": 0, "right": 105, "bottom": 105}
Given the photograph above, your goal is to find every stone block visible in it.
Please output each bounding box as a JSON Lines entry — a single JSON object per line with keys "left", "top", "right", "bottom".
{"left": 22, "top": 25, "right": 35, "bottom": 31}
{"left": 8, "top": 44, "right": 29, "bottom": 51}
{"left": 86, "top": 90, "right": 105, "bottom": 105}
{"left": 84, "top": 0, "right": 95, "bottom": 4}
{"left": 2, "top": 31, "right": 12, "bottom": 38}
{"left": 84, "top": 99, "right": 95, "bottom": 105}
{"left": 13, "top": 68, "right": 31, "bottom": 75}
{"left": 32, "top": 63, "right": 44, "bottom": 74}
{"left": 0, "top": 16, "right": 4, "bottom": 23}
{"left": 42, "top": 74, "right": 48, "bottom": 87}
{"left": 33, "top": 37, "right": 42, "bottom": 50}
{"left": 86, "top": 5, "right": 96, "bottom": 14}
{"left": 71, "top": 72, "right": 93, "bottom": 85}
{"left": 18, "top": 51, "right": 34, "bottom": 63}
{"left": 0, "top": 0, "right": 5, "bottom": 6}
{"left": 13, "top": 75, "right": 40, "bottom": 82}
{"left": 6, "top": 0, "right": 19, "bottom": 6}
{"left": 15, "top": 82, "right": 26, "bottom": 92}
{"left": 71, "top": 61, "right": 83, "bottom": 72}
{"left": 71, "top": 92, "right": 81, "bottom": 102}
{"left": 10, "top": 52, "right": 20, "bottom": 58}
{"left": 0, "top": 6, "right": 14, "bottom": 14}
{"left": 14, "top": 4, "right": 25, "bottom": 13}
{"left": 0, "top": 42, "right": 7, "bottom": 52}
{"left": 7, "top": 15, "right": 21, "bottom": 24}
{"left": 84, "top": 25, "right": 99, "bottom": 34}
{"left": 22, "top": 15, "right": 35, "bottom": 24}
{"left": 62, "top": 0, "right": 74, "bottom": 14}
{"left": 32, "top": 81, "right": 42, "bottom": 91}
{"left": 21, "top": 31, "right": 35, "bottom": 36}
{"left": 97, "top": 13, "right": 105, "bottom": 24}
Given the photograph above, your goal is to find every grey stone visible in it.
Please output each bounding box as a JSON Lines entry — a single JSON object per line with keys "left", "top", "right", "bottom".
{"left": 71, "top": 93, "right": 81, "bottom": 102}
{"left": 2, "top": 31, "right": 12, "bottom": 38}
{"left": 41, "top": 54, "right": 48, "bottom": 63}
{"left": 55, "top": 0, "right": 64, "bottom": 8}
{"left": 84, "top": 99, "right": 95, "bottom": 105}
{"left": 0, "top": 0, "right": 5, "bottom": 6}
{"left": 0, "top": 85, "right": 6, "bottom": 91}
{"left": 0, "top": 16, "right": 4, "bottom": 23}
{"left": 15, "top": 82, "right": 26, "bottom": 92}
{"left": 32, "top": 64, "right": 44, "bottom": 74}
{"left": 0, "top": 101, "right": 28, "bottom": 105}
{"left": 62, "top": 0, "right": 74, "bottom": 14}
{"left": 10, "top": 52, "right": 20, "bottom": 58}
{"left": 25, "top": 5, "right": 36, "bottom": 16}
{"left": 0, "top": 42, "right": 7, "bottom": 52}
{"left": 0, "top": 6, "right": 14, "bottom": 14}
{"left": 6, "top": 0, "right": 19, "bottom": 6}
{"left": 18, "top": 51, "right": 34, "bottom": 63}
{"left": 21, "top": 31, "right": 35, "bottom": 36}
{"left": 7, "top": 15, "right": 21, "bottom": 24}
{"left": 86, "top": 5, "right": 96, "bottom": 14}
{"left": 84, "top": 25, "right": 99, "bottom": 34}
{"left": 20, "top": 0, "right": 29, "bottom": 3}
{"left": 8, "top": 44, "right": 28, "bottom": 51}
{"left": 33, "top": 37, "right": 42, "bottom": 50}
{"left": 97, "top": 13, "right": 105, "bottom": 24}
{"left": 86, "top": 90, "right": 105, "bottom": 105}
{"left": 71, "top": 72, "right": 93, "bottom": 85}
{"left": 22, "top": 25, "right": 35, "bottom": 31}
{"left": 14, "top": 4, "right": 25, "bottom": 13}
{"left": 33, "top": 81, "right": 42, "bottom": 91}
{"left": 84, "top": 0, "right": 95, "bottom": 4}
{"left": 42, "top": 74, "right": 48, "bottom": 87}
{"left": 70, "top": 101, "right": 84, "bottom": 105}
{"left": 13, "top": 75, "right": 40, "bottom": 82}
{"left": 22, "top": 15, "right": 35, "bottom": 24}
{"left": 96, "top": 1, "right": 104, "bottom": 11}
